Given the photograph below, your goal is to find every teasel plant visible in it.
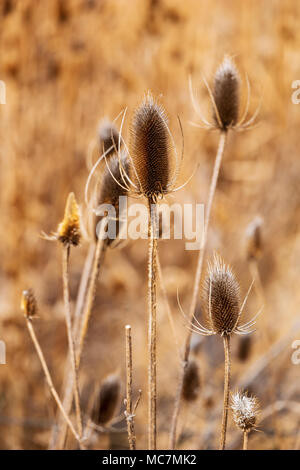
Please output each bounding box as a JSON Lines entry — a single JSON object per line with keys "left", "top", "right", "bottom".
{"left": 169, "top": 55, "right": 261, "bottom": 449}
{"left": 179, "top": 254, "right": 261, "bottom": 449}
{"left": 21, "top": 289, "right": 82, "bottom": 447}
{"left": 231, "top": 391, "right": 260, "bottom": 450}
{"left": 53, "top": 124, "right": 130, "bottom": 450}
{"left": 42, "top": 192, "right": 83, "bottom": 444}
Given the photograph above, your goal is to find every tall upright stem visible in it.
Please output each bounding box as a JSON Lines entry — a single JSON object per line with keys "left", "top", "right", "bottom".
{"left": 220, "top": 334, "right": 231, "bottom": 450}
{"left": 243, "top": 431, "right": 248, "bottom": 450}
{"left": 62, "top": 245, "right": 83, "bottom": 440}
{"left": 148, "top": 201, "right": 158, "bottom": 450}
{"left": 169, "top": 132, "right": 227, "bottom": 449}
{"left": 125, "top": 325, "right": 137, "bottom": 450}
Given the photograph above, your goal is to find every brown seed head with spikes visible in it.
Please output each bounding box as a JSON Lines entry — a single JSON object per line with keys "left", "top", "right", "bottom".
{"left": 91, "top": 373, "right": 121, "bottom": 426}
{"left": 130, "top": 93, "right": 171, "bottom": 203}
{"left": 204, "top": 254, "right": 240, "bottom": 336}
{"left": 57, "top": 192, "right": 81, "bottom": 246}
{"left": 213, "top": 56, "right": 240, "bottom": 131}
{"left": 21, "top": 289, "right": 37, "bottom": 319}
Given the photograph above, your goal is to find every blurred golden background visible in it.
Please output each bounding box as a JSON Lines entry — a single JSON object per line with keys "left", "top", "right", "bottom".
{"left": 0, "top": 0, "right": 300, "bottom": 450}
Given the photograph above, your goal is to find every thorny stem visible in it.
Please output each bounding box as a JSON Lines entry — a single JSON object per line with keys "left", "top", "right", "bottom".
{"left": 148, "top": 201, "right": 158, "bottom": 450}
{"left": 220, "top": 334, "right": 231, "bottom": 450}
{"left": 125, "top": 325, "right": 137, "bottom": 450}
{"left": 62, "top": 245, "right": 83, "bottom": 440}
{"left": 25, "top": 318, "right": 80, "bottom": 444}
{"left": 243, "top": 431, "right": 248, "bottom": 450}
{"left": 55, "top": 222, "right": 107, "bottom": 449}
{"left": 169, "top": 132, "right": 227, "bottom": 449}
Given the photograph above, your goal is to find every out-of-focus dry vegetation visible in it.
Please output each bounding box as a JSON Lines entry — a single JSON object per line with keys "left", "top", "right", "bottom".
{"left": 0, "top": 0, "right": 300, "bottom": 450}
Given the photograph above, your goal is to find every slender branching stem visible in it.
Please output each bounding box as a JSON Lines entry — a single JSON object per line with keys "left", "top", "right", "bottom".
{"left": 169, "top": 131, "right": 227, "bottom": 449}
{"left": 148, "top": 201, "right": 158, "bottom": 450}
{"left": 125, "top": 325, "right": 137, "bottom": 450}
{"left": 243, "top": 431, "right": 248, "bottom": 450}
{"left": 62, "top": 245, "right": 83, "bottom": 440}
{"left": 220, "top": 334, "right": 231, "bottom": 450}
{"left": 25, "top": 318, "right": 80, "bottom": 444}
{"left": 55, "top": 222, "right": 106, "bottom": 449}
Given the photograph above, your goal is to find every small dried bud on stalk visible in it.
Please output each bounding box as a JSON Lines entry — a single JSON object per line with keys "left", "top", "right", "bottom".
{"left": 57, "top": 192, "right": 81, "bottom": 246}
{"left": 21, "top": 289, "right": 37, "bottom": 319}
{"left": 213, "top": 56, "right": 240, "bottom": 131}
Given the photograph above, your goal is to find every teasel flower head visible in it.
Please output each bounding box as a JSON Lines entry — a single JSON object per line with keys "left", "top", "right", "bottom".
{"left": 245, "top": 216, "right": 263, "bottom": 262}
{"left": 182, "top": 360, "right": 200, "bottom": 402}
{"left": 130, "top": 92, "right": 179, "bottom": 204}
{"left": 189, "top": 55, "right": 260, "bottom": 132}
{"left": 184, "top": 254, "right": 261, "bottom": 338}
{"left": 57, "top": 192, "right": 81, "bottom": 246}
{"left": 231, "top": 391, "right": 260, "bottom": 433}
{"left": 21, "top": 289, "right": 37, "bottom": 319}
{"left": 91, "top": 373, "right": 121, "bottom": 426}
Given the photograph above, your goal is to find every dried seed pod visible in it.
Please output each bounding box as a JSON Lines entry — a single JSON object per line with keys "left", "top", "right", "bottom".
{"left": 231, "top": 391, "right": 260, "bottom": 432}
{"left": 98, "top": 119, "right": 120, "bottom": 157}
{"left": 57, "top": 192, "right": 81, "bottom": 246}
{"left": 213, "top": 56, "right": 240, "bottom": 131}
{"left": 91, "top": 374, "right": 121, "bottom": 426}
{"left": 182, "top": 360, "right": 200, "bottom": 402}
{"left": 130, "top": 93, "right": 171, "bottom": 203}
{"left": 237, "top": 335, "right": 252, "bottom": 362}
{"left": 94, "top": 152, "right": 129, "bottom": 245}
{"left": 21, "top": 289, "right": 37, "bottom": 319}
{"left": 204, "top": 254, "right": 240, "bottom": 336}
{"left": 245, "top": 216, "right": 263, "bottom": 262}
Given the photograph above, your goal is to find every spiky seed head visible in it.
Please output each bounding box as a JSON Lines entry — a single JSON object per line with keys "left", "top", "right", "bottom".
{"left": 98, "top": 119, "right": 120, "bottom": 157}
{"left": 231, "top": 391, "right": 260, "bottom": 432}
{"left": 94, "top": 152, "right": 129, "bottom": 245}
{"left": 182, "top": 360, "right": 200, "bottom": 402}
{"left": 246, "top": 216, "right": 263, "bottom": 262}
{"left": 91, "top": 373, "right": 121, "bottom": 426}
{"left": 204, "top": 254, "right": 240, "bottom": 335}
{"left": 130, "top": 92, "right": 171, "bottom": 203}
{"left": 213, "top": 56, "right": 240, "bottom": 131}
{"left": 57, "top": 192, "right": 81, "bottom": 246}
{"left": 21, "top": 289, "right": 37, "bottom": 319}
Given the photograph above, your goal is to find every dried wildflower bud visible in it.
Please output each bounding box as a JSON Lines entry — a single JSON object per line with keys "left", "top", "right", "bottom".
{"left": 204, "top": 254, "right": 240, "bottom": 336}
{"left": 213, "top": 56, "right": 240, "bottom": 131}
{"left": 95, "top": 153, "right": 129, "bottom": 245}
{"left": 21, "top": 289, "right": 37, "bottom": 319}
{"left": 246, "top": 216, "right": 263, "bottom": 262}
{"left": 57, "top": 192, "right": 81, "bottom": 246}
{"left": 237, "top": 335, "right": 252, "bottom": 362}
{"left": 231, "top": 391, "right": 260, "bottom": 432}
{"left": 182, "top": 360, "right": 200, "bottom": 402}
{"left": 98, "top": 119, "right": 120, "bottom": 157}
{"left": 130, "top": 92, "right": 171, "bottom": 203}
{"left": 91, "top": 374, "right": 121, "bottom": 426}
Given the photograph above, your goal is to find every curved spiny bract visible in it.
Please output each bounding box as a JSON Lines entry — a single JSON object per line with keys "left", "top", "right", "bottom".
{"left": 130, "top": 93, "right": 171, "bottom": 203}
{"left": 213, "top": 56, "right": 240, "bottom": 131}
{"left": 205, "top": 254, "right": 240, "bottom": 335}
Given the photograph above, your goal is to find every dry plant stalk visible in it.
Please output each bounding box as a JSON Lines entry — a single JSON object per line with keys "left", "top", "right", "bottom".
{"left": 130, "top": 93, "right": 173, "bottom": 449}
{"left": 59, "top": 193, "right": 83, "bottom": 440}
{"left": 125, "top": 325, "right": 137, "bottom": 450}
{"left": 231, "top": 391, "right": 260, "bottom": 450}
{"left": 21, "top": 290, "right": 81, "bottom": 445}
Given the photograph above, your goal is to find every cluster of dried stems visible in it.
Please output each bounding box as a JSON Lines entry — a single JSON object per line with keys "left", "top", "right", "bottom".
{"left": 22, "top": 55, "right": 265, "bottom": 451}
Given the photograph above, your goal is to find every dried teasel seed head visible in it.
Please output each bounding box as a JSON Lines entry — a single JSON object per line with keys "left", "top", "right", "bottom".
{"left": 204, "top": 254, "right": 240, "bottom": 336}
{"left": 213, "top": 56, "right": 240, "bottom": 131}
{"left": 91, "top": 373, "right": 121, "bottom": 426}
{"left": 98, "top": 119, "right": 120, "bottom": 157}
{"left": 231, "top": 391, "right": 260, "bottom": 432}
{"left": 57, "top": 192, "right": 81, "bottom": 246}
{"left": 245, "top": 216, "right": 263, "bottom": 262}
{"left": 21, "top": 289, "right": 37, "bottom": 319}
{"left": 130, "top": 92, "right": 171, "bottom": 203}
{"left": 182, "top": 360, "right": 200, "bottom": 402}
{"left": 94, "top": 153, "right": 129, "bottom": 245}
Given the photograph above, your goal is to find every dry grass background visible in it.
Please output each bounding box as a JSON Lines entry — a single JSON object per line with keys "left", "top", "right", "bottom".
{"left": 0, "top": 0, "right": 300, "bottom": 450}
